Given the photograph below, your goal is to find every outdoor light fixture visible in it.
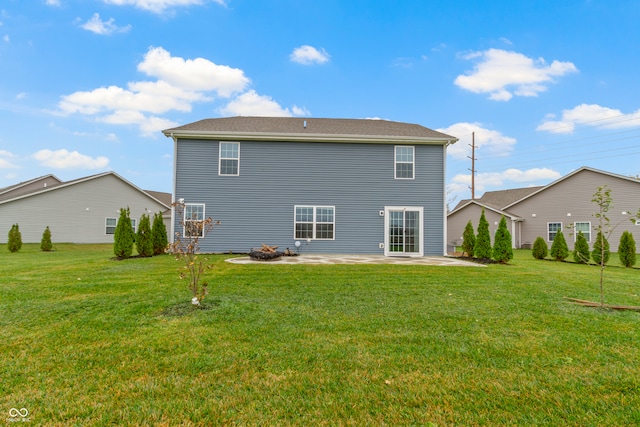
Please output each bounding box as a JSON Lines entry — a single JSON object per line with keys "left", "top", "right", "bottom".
{"left": 531, "top": 213, "right": 536, "bottom": 217}
{"left": 567, "top": 213, "right": 572, "bottom": 217}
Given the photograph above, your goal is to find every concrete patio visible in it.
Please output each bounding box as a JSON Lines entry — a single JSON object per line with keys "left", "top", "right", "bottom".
{"left": 226, "top": 254, "right": 484, "bottom": 266}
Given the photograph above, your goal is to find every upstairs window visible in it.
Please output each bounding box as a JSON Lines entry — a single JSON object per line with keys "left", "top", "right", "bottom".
{"left": 184, "top": 203, "right": 205, "bottom": 237}
{"left": 219, "top": 142, "right": 240, "bottom": 176}
{"left": 548, "top": 222, "right": 562, "bottom": 242}
{"left": 395, "top": 146, "right": 414, "bottom": 179}
{"left": 295, "top": 206, "right": 335, "bottom": 240}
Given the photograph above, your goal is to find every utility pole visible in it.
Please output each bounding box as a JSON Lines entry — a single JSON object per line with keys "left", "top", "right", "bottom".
{"left": 468, "top": 132, "right": 477, "bottom": 199}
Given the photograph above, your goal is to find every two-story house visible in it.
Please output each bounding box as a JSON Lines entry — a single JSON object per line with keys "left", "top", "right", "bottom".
{"left": 163, "top": 117, "right": 458, "bottom": 256}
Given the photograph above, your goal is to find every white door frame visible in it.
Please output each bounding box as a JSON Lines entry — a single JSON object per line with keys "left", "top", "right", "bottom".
{"left": 384, "top": 206, "right": 424, "bottom": 257}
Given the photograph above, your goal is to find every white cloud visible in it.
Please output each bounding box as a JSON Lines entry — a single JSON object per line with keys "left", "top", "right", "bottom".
{"left": 439, "top": 122, "right": 517, "bottom": 161}
{"left": 537, "top": 103, "right": 640, "bottom": 134}
{"left": 32, "top": 149, "right": 109, "bottom": 169}
{"left": 103, "top": 0, "right": 226, "bottom": 14}
{"left": 45, "top": 0, "right": 61, "bottom": 6}
{"left": 138, "top": 46, "right": 248, "bottom": 96}
{"left": 290, "top": 45, "right": 330, "bottom": 65}
{"left": 454, "top": 48, "right": 578, "bottom": 101}
{"left": 16, "top": 92, "right": 27, "bottom": 100}
{"left": 81, "top": 13, "right": 131, "bottom": 35}
{"left": 58, "top": 46, "right": 248, "bottom": 135}
{"left": 220, "top": 90, "right": 309, "bottom": 117}
{"left": 3, "top": 34, "right": 9, "bottom": 43}
{"left": 0, "top": 150, "right": 19, "bottom": 169}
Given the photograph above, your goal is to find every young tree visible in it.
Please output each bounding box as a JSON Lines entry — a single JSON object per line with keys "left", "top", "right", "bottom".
{"left": 492, "top": 216, "right": 513, "bottom": 263}
{"left": 588, "top": 185, "right": 640, "bottom": 307}
{"left": 461, "top": 220, "right": 475, "bottom": 258}
{"left": 151, "top": 211, "right": 168, "bottom": 255}
{"left": 113, "top": 207, "right": 135, "bottom": 259}
{"left": 532, "top": 236, "right": 548, "bottom": 260}
{"left": 136, "top": 213, "right": 153, "bottom": 257}
{"left": 618, "top": 231, "right": 636, "bottom": 268}
{"left": 475, "top": 209, "right": 492, "bottom": 259}
{"left": 573, "top": 231, "right": 590, "bottom": 264}
{"left": 7, "top": 224, "right": 22, "bottom": 253}
{"left": 169, "top": 200, "right": 220, "bottom": 306}
{"left": 40, "top": 226, "right": 53, "bottom": 252}
{"left": 550, "top": 230, "right": 569, "bottom": 261}
{"left": 591, "top": 231, "right": 610, "bottom": 265}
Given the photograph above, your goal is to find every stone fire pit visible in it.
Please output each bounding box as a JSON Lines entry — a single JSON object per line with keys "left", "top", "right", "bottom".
{"left": 249, "top": 243, "right": 284, "bottom": 261}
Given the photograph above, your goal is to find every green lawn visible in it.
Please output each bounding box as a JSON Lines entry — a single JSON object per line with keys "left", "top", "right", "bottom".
{"left": 1, "top": 245, "right": 639, "bottom": 426}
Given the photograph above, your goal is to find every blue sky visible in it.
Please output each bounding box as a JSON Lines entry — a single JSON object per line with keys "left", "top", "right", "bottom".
{"left": 1, "top": 0, "right": 639, "bottom": 206}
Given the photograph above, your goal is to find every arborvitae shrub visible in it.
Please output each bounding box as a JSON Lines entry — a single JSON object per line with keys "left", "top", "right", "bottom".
{"left": 618, "top": 231, "right": 636, "bottom": 268}
{"left": 136, "top": 213, "right": 153, "bottom": 257}
{"left": 550, "top": 230, "right": 569, "bottom": 261}
{"left": 475, "top": 209, "right": 492, "bottom": 259}
{"left": 461, "top": 220, "right": 475, "bottom": 257}
{"left": 8, "top": 224, "right": 22, "bottom": 253}
{"left": 114, "top": 207, "right": 135, "bottom": 259}
{"left": 591, "top": 231, "right": 610, "bottom": 265}
{"left": 151, "top": 211, "right": 168, "bottom": 255}
{"left": 573, "top": 231, "right": 590, "bottom": 264}
{"left": 492, "top": 216, "right": 513, "bottom": 263}
{"left": 40, "top": 226, "right": 53, "bottom": 252}
{"left": 532, "top": 236, "right": 548, "bottom": 259}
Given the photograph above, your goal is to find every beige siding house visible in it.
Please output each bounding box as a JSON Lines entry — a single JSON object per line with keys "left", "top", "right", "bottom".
{"left": 448, "top": 167, "right": 640, "bottom": 252}
{"left": 0, "top": 172, "right": 171, "bottom": 244}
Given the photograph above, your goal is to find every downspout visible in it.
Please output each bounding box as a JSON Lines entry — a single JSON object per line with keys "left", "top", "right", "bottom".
{"left": 443, "top": 138, "right": 457, "bottom": 255}
{"left": 170, "top": 132, "right": 177, "bottom": 244}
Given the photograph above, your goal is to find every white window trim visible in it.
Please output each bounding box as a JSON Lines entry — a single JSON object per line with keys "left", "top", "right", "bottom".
{"left": 574, "top": 221, "right": 591, "bottom": 242}
{"left": 105, "top": 217, "right": 117, "bottom": 235}
{"left": 547, "top": 222, "right": 562, "bottom": 242}
{"left": 394, "top": 145, "right": 415, "bottom": 180}
{"left": 219, "top": 141, "right": 240, "bottom": 176}
{"left": 294, "top": 205, "right": 336, "bottom": 241}
{"left": 184, "top": 203, "right": 205, "bottom": 238}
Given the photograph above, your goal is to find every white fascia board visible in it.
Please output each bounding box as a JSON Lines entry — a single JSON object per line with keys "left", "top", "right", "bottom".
{"left": 164, "top": 130, "right": 458, "bottom": 146}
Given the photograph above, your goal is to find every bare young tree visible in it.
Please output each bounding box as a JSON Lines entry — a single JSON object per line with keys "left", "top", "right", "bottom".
{"left": 168, "top": 200, "right": 220, "bottom": 307}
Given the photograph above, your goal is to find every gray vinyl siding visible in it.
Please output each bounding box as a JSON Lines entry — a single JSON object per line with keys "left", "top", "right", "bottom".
{"left": 0, "top": 174, "right": 168, "bottom": 244}
{"left": 511, "top": 169, "right": 640, "bottom": 252}
{"left": 175, "top": 139, "right": 445, "bottom": 254}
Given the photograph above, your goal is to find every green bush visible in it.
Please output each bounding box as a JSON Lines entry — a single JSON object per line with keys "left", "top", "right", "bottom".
{"left": 151, "top": 211, "right": 168, "bottom": 255}
{"left": 550, "top": 230, "right": 569, "bottom": 261}
{"left": 618, "top": 231, "right": 636, "bottom": 268}
{"left": 136, "top": 213, "right": 153, "bottom": 257}
{"left": 114, "top": 207, "right": 135, "bottom": 259}
{"left": 461, "top": 220, "right": 475, "bottom": 257}
{"left": 475, "top": 209, "right": 492, "bottom": 259}
{"left": 532, "top": 236, "right": 548, "bottom": 259}
{"left": 591, "top": 231, "right": 610, "bottom": 265}
{"left": 40, "top": 226, "right": 53, "bottom": 252}
{"left": 492, "top": 216, "right": 513, "bottom": 263}
{"left": 572, "top": 231, "right": 590, "bottom": 264}
{"left": 7, "top": 223, "right": 22, "bottom": 253}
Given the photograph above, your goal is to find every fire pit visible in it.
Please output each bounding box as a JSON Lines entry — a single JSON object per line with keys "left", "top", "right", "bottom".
{"left": 249, "top": 243, "right": 284, "bottom": 261}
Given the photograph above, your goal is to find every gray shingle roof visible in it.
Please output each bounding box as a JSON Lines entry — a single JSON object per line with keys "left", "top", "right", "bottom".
{"left": 163, "top": 117, "right": 457, "bottom": 143}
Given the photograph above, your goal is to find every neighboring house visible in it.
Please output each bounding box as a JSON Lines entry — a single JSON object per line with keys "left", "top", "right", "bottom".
{"left": 0, "top": 172, "right": 171, "bottom": 244}
{"left": 163, "top": 117, "right": 458, "bottom": 256}
{"left": 448, "top": 166, "right": 640, "bottom": 252}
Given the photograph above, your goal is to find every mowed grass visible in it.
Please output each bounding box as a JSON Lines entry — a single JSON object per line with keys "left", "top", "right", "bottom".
{"left": 1, "top": 245, "right": 639, "bottom": 426}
